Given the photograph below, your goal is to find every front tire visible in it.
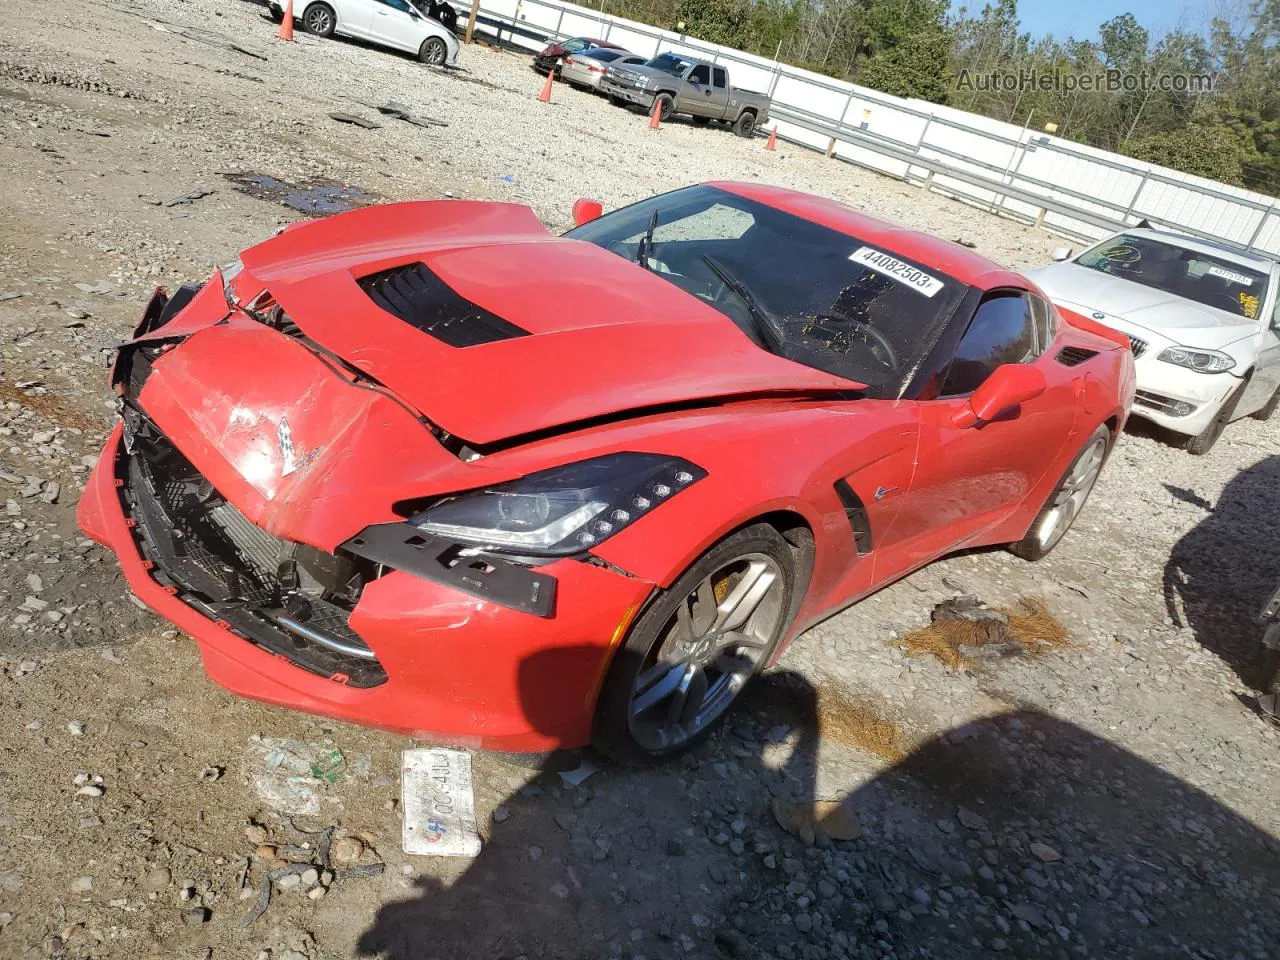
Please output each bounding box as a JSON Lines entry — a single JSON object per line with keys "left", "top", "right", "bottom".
{"left": 1009, "top": 424, "right": 1111, "bottom": 561}
{"left": 653, "top": 93, "right": 675, "bottom": 122}
{"left": 592, "top": 524, "right": 796, "bottom": 766}
{"left": 1251, "top": 384, "right": 1280, "bottom": 421}
{"left": 419, "top": 36, "right": 447, "bottom": 65}
{"left": 1187, "top": 378, "right": 1247, "bottom": 455}
{"left": 733, "top": 111, "right": 757, "bottom": 138}
{"left": 302, "top": 2, "right": 335, "bottom": 37}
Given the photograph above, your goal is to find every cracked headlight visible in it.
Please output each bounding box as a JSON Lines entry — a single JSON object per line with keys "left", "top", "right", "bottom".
{"left": 1157, "top": 346, "right": 1236, "bottom": 374}
{"left": 411, "top": 453, "right": 706, "bottom": 557}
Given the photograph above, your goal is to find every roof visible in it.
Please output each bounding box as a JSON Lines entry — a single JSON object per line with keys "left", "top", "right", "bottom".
{"left": 1116, "top": 227, "right": 1278, "bottom": 272}
{"left": 711, "top": 181, "right": 1027, "bottom": 291}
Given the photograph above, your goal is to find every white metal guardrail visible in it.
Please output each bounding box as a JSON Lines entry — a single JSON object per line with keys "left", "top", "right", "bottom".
{"left": 454, "top": 0, "right": 1280, "bottom": 257}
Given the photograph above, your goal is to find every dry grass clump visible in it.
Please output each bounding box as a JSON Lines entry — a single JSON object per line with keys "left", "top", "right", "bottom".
{"left": 892, "top": 596, "right": 1070, "bottom": 670}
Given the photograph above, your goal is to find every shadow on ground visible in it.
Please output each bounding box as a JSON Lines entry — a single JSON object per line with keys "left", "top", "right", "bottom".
{"left": 1164, "top": 453, "right": 1280, "bottom": 687}
{"left": 356, "top": 651, "right": 1280, "bottom": 959}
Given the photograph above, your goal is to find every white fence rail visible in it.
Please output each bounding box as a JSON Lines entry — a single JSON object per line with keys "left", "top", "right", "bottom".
{"left": 457, "top": 0, "right": 1280, "bottom": 257}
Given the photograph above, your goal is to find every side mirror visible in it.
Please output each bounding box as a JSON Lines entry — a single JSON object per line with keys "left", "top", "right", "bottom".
{"left": 953, "top": 364, "right": 1046, "bottom": 428}
{"left": 1050, "top": 247, "right": 1073, "bottom": 262}
{"left": 571, "top": 198, "right": 604, "bottom": 227}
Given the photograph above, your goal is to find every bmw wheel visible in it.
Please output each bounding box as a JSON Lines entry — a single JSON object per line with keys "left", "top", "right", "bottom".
{"left": 302, "top": 2, "right": 335, "bottom": 37}
{"left": 419, "top": 36, "right": 448, "bottom": 65}
{"left": 1187, "top": 378, "right": 1247, "bottom": 455}
{"left": 1252, "top": 384, "right": 1280, "bottom": 421}
{"left": 1009, "top": 424, "right": 1111, "bottom": 561}
{"left": 593, "top": 524, "right": 796, "bottom": 765}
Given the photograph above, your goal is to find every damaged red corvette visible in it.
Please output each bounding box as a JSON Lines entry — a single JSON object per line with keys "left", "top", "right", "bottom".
{"left": 79, "top": 183, "right": 1134, "bottom": 764}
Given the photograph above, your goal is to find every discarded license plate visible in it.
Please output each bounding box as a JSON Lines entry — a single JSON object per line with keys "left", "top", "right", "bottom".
{"left": 402, "top": 748, "right": 482, "bottom": 857}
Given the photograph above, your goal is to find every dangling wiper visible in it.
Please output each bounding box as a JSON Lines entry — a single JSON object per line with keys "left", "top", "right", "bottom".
{"left": 636, "top": 210, "right": 659, "bottom": 271}
{"left": 701, "top": 255, "right": 782, "bottom": 352}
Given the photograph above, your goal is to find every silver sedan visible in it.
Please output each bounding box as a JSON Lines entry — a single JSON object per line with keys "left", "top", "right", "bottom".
{"left": 561, "top": 49, "right": 646, "bottom": 91}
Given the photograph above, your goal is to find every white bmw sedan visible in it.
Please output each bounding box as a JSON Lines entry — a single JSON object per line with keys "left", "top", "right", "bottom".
{"left": 270, "top": 0, "right": 460, "bottom": 66}
{"left": 1027, "top": 226, "right": 1280, "bottom": 454}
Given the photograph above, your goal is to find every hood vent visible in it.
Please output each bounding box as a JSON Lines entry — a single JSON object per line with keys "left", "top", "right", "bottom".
{"left": 357, "top": 262, "right": 530, "bottom": 347}
{"left": 1055, "top": 346, "right": 1098, "bottom": 367}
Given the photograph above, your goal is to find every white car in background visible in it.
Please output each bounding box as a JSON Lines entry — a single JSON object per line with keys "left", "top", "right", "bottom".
{"left": 1027, "top": 226, "right": 1280, "bottom": 454}
{"left": 270, "top": 0, "right": 460, "bottom": 66}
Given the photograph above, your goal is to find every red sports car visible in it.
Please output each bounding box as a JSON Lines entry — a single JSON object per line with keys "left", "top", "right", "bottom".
{"left": 79, "top": 183, "right": 1134, "bottom": 764}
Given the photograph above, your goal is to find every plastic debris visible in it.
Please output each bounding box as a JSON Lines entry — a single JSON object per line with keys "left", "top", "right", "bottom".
{"left": 402, "top": 748, "right": 481, "bottom": 857}
{"left": 243, "top": 736, "right": 366, "bottom": 815}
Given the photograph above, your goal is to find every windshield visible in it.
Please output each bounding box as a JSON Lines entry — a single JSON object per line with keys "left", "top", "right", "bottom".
{"left": 1075, "top": 234, "right": 1269, "bottom": 320}
{"left": 646, "top": 53, "right": 693, "bottom": 76}
{"left": 562, "top": 39, "right": 590, "bottom": 52}
{"left": 584, "top": 49, "right": 625, "bottom": 62}
{"left": 564, "top": 185, "right": 969, "bottom": 392}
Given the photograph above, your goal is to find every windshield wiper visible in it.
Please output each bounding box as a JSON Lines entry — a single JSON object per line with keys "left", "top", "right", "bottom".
{"left": 637, "top": 210, "right": 658, "bottom": 271}
{"left": 701, "top": 255, "right": 782, "bottom": 352}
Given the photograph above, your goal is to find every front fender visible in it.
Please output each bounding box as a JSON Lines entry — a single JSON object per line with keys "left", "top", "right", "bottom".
{"left": 587, "top": 399, "right": 918, "bottom": 605}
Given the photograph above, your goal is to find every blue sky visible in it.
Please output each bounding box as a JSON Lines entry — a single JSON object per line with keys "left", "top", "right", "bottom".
{"left": 956, "top": 0, "right": 1207, "bottom": 42}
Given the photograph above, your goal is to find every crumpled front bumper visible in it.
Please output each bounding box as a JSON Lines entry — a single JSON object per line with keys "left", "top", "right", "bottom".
{"left": 78, "top": 424, "right": 655, "bottom": 751}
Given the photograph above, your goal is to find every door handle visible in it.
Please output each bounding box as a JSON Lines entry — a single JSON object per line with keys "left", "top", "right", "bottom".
{"left": 704, "top": 89, "right": 712, "bottom": 96}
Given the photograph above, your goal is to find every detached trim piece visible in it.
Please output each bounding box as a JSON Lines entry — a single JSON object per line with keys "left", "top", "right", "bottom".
{"left": 342, "top": 523, "right": 556, "bottom": 617}
{"left": 357, "top": 262, "right": 530, "bottom": 347}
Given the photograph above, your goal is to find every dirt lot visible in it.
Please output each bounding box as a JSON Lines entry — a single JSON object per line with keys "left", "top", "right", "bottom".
{"left": 2, "top": 2, "right": 1280, "bottom": 959}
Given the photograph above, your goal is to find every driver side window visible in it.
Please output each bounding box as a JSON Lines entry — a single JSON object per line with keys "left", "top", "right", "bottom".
{"left": 940, "top": 292, "right": 1036, "bottom": 396}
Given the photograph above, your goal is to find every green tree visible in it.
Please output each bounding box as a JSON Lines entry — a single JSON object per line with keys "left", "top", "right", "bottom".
{"left": 676, "top": 0, "right": 751, "bottom": 48}
{"left": 1122, "top": 124, "right": 1247, "bottom": 184}
{"left": 858, "top": 30, "right": 953, "bottom": 101}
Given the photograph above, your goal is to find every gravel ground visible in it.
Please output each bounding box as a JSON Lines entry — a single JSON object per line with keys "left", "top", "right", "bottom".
{"left": 2, "top": 2, "right": 1279, "bottom": 959}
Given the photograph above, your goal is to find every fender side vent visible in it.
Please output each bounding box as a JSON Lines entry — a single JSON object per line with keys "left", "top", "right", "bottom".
{"left": 834, "top": 479, "right": 873, "bottom": 555}
{"left": 357, "top": 261, "right": 530, "bottom": 347}
{"left": 1056, "top": 346, "right": 1098, "bottom": 367}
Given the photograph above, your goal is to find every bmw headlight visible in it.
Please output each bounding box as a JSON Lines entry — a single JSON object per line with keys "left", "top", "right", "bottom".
{"left": 411, "top": 453, "right": 706, "bottom": 557}
{"left": 1157, "top": 346, "right": 1236, "bottom": 374}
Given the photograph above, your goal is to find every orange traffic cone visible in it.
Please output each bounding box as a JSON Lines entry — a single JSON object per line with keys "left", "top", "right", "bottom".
{"left": 648, "top": 97, "right": 661, "bottom": 130}
{"left": 765, "top": 126, "right": 777, "bottom": 151}
{"left": 277, "top": 0, "right": 295, "bottom": 41}
{"left": 537, "top": 68, "right": 554, "bottom": 103}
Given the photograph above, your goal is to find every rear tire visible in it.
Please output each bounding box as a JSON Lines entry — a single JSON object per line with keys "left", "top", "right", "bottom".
{"left": 419, "top": 36, "right": 447, "bottom": 65}
{"left": 592, "top": 524, "right": 796, "bottom": 766}
{"left": 1187, "top": 378, "right": 1247, "bottom": 455}
{"left": 302, "top": 2, "right": 335, "bottom": 36}
{"left": 1009, "top": 424, "right": 1111, "bottom": 561}
{"left": 733, "top": 111, "right": 757, "bottom": 138}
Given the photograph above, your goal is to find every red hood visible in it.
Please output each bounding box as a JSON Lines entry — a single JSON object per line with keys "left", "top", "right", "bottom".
{"left": 233, "top": 200, "right": 862, "bottom": 446}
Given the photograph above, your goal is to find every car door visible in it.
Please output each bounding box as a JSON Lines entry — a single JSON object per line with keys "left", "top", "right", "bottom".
{"left": 709, "top": 66, "right": 731, "bottom": 119}
{"left": 332, "top": 0, "right": 375, "bottom": 38}
{"left": 684, "top": 64, "right": 715, "bottom": 116}
{"left": 1239, "top": 279, "right": 1280, "bottom": 415}
{"left": 368, "top": 0, "right": 425, "bottom": 52}
{"left": 884, "top": 290, "right": 1079, "bottom": 570}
